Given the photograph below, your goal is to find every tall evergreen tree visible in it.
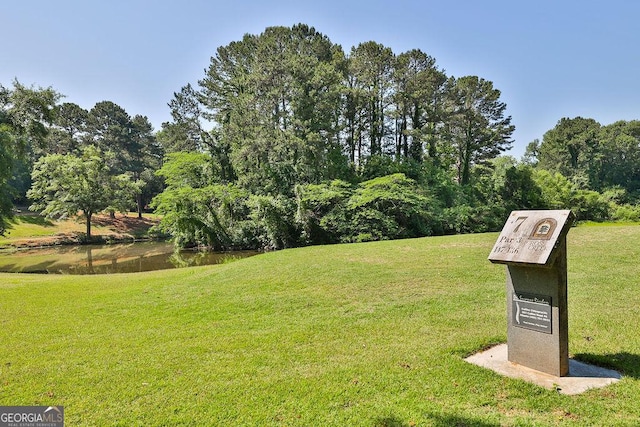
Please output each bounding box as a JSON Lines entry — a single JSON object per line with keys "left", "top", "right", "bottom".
{"left": 348, "top": 42, "right": 395, "bottom": 158}
{"left": 47, "top": 102, "right": 88, "bottom": 155}
{"left": 85, "top": 101, "right": 163, "bottom": 216}
{"left": 130, "top": 115, "right": 163, "bottom": 217}
{"left": 444, "top": 76, "right": 514, "bottom": 185}
{"left": 199, "top": 24, "right": 346, "bottom": 195}
{"left": 392, "top": 49, "right": 447, "bottom": 162}
{"left": 86, "top": 101, "right": 134, "bottom": 174}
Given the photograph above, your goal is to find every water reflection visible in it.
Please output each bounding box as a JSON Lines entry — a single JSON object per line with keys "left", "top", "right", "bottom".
{"left": 0, "top": 242, "right": 259, "bottom": 275}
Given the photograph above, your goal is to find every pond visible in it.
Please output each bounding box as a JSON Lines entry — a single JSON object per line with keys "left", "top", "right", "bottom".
{"left": 0, "top": 241, "right": 259, "bottom": 275}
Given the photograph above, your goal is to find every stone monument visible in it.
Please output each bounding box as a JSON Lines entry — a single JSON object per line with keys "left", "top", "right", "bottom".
{"left": 488, "top": 210, "right": 574, "bottom": 376}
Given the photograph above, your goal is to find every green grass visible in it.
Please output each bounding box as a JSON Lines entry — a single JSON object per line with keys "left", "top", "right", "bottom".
{"left": 0, "top": 215, "right": 58, "bottom": 240}
{"left": 0, "top": 213, "right": 159, "bottom": 246}
{"left": 0, "top": 215, "right": 107, "bottom": 245}
{"left": 1, "top": 225, "right": 640, "bottom": 425}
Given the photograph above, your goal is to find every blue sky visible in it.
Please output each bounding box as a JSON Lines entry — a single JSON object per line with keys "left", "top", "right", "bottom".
{"left": 2, "top": 0, "right": 639, "bottom": 158}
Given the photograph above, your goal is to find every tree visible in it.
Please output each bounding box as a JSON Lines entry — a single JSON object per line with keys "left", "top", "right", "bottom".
{"left": 199, "top": 24, "right": 346, "bottom": 194}
{"left": 155, "top": 151, "right": 214, "bottom": 188}
{"left": 84, "top": 102, "right": 162, "bottom": 217}
{"left": 345, "top": 173, "right": 435, "bottom": 242}
{"left": 2, "top": 80, "right": 61, "bottom": 156}
{"left": 537, "top": 117, "right": 601, "bottom": 188}
{"left": 499, "top": 164, "right": 545, "bottom": 212}
{"left": 0, "top": 124, "right": 14, "bottom": 235}
{"left": 347, "top": 41, "right": 395, "bottom": 159}
{"left": 444, "top": 76, "right": 514, "bottom": 185}
{"left": 162, "top": 84, "right": 235, "bottom": 182}
{"left": 392, "top": 49, "right": 447, "bottom": 162}
{"left": 521, "top": 139, "right": 540, "bottom": 166}
{"left": 86, "top": 101, "right": 134, "bottom": 174}
{"left": 531, "top": 168, "right": 609, "bottom": 221}
{"left": 597, "top": 120, "right": 640, "bottom": 195}
{"left": 152, "top": 152, "right": 247, "bottom": 249}
{"left": 296, "top": 179, "right": 353, "bottom": 244}
{"left": 248, "top": 194, "right": 299, "bottom": 249}
{"left": 27, "top": 146, "right": 136, "bottom": 239}
{"left": 129, "top": 115, "right": 163, "bottom": 217}
{"left": 0, "top": 81, "right": 62, "bottom": 210}
{"left": 166, "top": 84, "right": 208, "bottom": 151}
{"left": 46, "top": 102, "right": 88, "bottom": 155}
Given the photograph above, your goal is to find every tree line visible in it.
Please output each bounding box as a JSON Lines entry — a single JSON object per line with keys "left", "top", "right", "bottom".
{"left": 161, "top": 24, "right": 513, "bottom": 191}
{"left": 153, "top": 24, "right": 516, "bottom": 248}
{"left": 2, "top": 24, "right": 640, "bottom": 247}
{"left": 0, "top": 81, "right": 163, "bottom": 236}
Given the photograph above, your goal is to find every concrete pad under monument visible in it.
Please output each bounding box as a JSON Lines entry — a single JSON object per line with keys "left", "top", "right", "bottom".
{"left": 465, "top": 344, "right": 621, "bottom": 395}
{"left": 465, "top": 210, "right": 621, "bottom": 394}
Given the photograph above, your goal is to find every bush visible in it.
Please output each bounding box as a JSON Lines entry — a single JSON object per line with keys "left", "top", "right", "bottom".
{"left": 532, "top": 169, "right": 612, "bottom": 221}
{"left": 297, "top": 174, "right": 439, "bottom": 244}
{"left": 151, "top": 184, "right": 250, "bottom": 250}
{"left": 248, "top": 195, "right": 299, "bottom": 250}
{"left": 611, "top": 204, "right": 640, "bottom": 222}
{"left": 344, "top": 173, "right": 436, "bottom": 242}
{"left": 570, "top": 189, "right": 610, "bottom": 221}
{"left": 295, "top": 180, "right": 353, "bottom": 245}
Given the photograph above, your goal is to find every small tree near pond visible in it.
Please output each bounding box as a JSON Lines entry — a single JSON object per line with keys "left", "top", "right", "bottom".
{"left": 27, "top": 146, "right": 137, "bottom": 239}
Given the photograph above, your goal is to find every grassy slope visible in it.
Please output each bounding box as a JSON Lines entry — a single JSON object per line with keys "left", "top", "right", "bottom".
{"left": 1, "top": 226, "right": 639, "bottom": 425}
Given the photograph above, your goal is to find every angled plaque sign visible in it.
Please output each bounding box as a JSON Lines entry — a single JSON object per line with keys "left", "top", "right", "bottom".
{"left": 488, "top": 210, "right": 574, "bottom": 266}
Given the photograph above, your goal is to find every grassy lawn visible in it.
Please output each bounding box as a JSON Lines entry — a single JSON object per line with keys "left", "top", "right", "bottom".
{"left": 1, "top": 225, "right": 640, "bottom": 425}
{"left": 0, "top": 214, "right": 94, "bottom": 241}
{"left": 0, "top": 212, "right": 160, "bottom": 247}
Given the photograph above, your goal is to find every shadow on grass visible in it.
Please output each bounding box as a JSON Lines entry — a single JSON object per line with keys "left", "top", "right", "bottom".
{"left": 574, "top": 352, "right": 640, "bottom": 378}
{"left": 374, "top": 413, "right": 499, "bottom": 427}
{"left": 11, "top": 215, "right": 54, "bottom": 227}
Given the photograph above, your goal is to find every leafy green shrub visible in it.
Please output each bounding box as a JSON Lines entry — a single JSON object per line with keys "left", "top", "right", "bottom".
{"left": 151, "top": 184, "right": 250, "bottom": 250}
{"left": 441, "top": 202, "right": 506, "bottom": 234}
{"left": 570, "top": 189, "right": 610, "bottom": 221}
{"left": 531, "top": 169, "right": 611, "bottom": 221}
{"left": 344, "top": 173, "right": 436, "bottom": 242}
{"left": 248, "top": 194, "right": 299, "bottom": 250}
{"left": 295, "top": 180, "right": 353, "bottom": 245}
{"left": 297, "top": 174, "right": 439, "bottom": 244}
{"left": 611, "top": 204, "right": 640, "bottom": 222}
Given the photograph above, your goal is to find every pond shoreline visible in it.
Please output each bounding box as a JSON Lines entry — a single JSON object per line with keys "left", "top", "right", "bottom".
{"left": 1, "top": 212, "right": 165, "bottom": 250}
{"left": 0, "top": 235, "right": 168, "bottom": 252}
{"left": 0, "top": 213, "right": 263, "bottom": 274}
{"left": 0, "top": 241, "right": 260, "bottom": 274}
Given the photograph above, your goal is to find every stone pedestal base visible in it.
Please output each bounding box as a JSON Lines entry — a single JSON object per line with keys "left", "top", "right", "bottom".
{"left": 506, "top": 242, "right": 568, "bottom": 376}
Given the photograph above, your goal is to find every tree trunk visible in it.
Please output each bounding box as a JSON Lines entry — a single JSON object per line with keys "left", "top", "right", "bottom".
{"left": 85, "top": 211, "right": 92, "bottom": 240}
{"left": 137, "top": 193, "right": 144, "bottom": 219}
